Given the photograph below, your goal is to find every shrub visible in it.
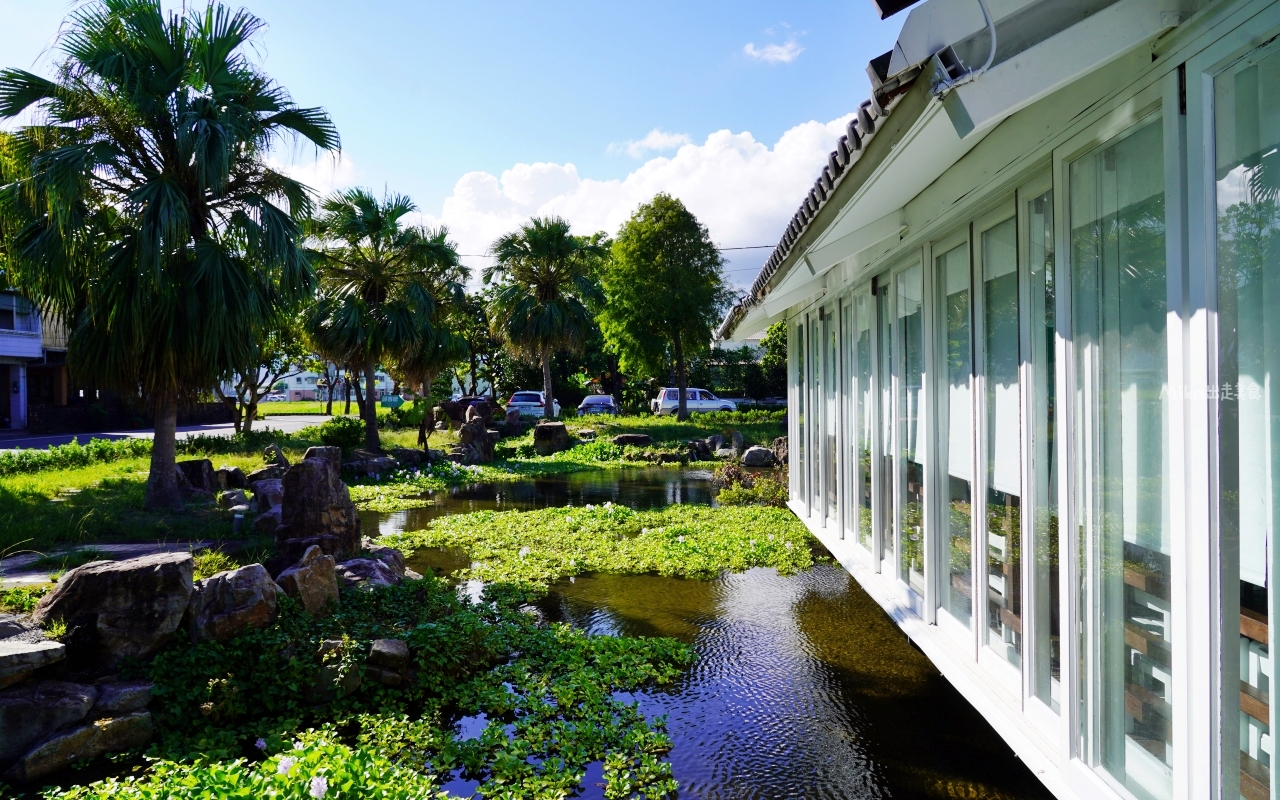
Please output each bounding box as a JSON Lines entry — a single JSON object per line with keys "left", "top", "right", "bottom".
{"left": 380, "top": 403, "right": 425, "bottom": 431}
{"left": 0, "top": 586, "right": 49, "bottom": 613}
{"left": 0, "top": 437, "right": 152, "bottom": 477}
{"left": 177, "top": 427, "right": 300, "bottom": 457}
{"left": 716, "top": 477, "right": 788, "bottom": 508}
{"left": 318, "top": 416, "right": 365, "bottom": 450}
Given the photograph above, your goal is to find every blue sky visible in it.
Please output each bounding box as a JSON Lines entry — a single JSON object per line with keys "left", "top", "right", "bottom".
{"left": 1, "top": 1, "right": 903, "bottom": 287}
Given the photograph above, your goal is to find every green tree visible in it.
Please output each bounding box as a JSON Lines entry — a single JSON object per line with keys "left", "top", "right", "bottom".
{"left": 600, "top": 194, "right": 731, "bottom": 419}
{"left": 756, "top": 320, "right": 788, "bottom": 397}
{"left": 484, "top": 218, "right": 606, "bottom": 418}
{"left": 214, "top": 314, "right": 309, "bottom": 433}
{"left": 305, "top": 188, "right": 461, "bottom": 450}
{"left": 0, "top": 0, "right": 337, "bottom": 509}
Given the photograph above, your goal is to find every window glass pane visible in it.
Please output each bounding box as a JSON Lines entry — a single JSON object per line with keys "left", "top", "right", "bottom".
{"left": 1071, "top": 114, "right": 1171, "bottom": 799}
{"left": 1028, "top": 186, "right": 1061, "bottom": 712}
{"left": 879, "top": 283, "right": 894, "bottom": 562}
{"left": 1216, "top": 43, "right": 1280, "bottom": 800}
{"left": 936, "top": 241, "right": 974, "bottom": 626}
{"left": 828, "top": 309, "right": 839, "bottom": 522}
{"left": 898, "top": 264, "right": 926, "bottom": 594}
{"left": 811, "top": 317, "right": 822, "bottom": 513}
{"left": 856, "top": 292, "right": 875, "bottom": 550}
{"left": 796, "top": 322, "right": 806, "bottom": 506}
{"left": 983, "top": 216, "right": 1023, "bottom": 670}
{"left": 843, "top": 300, "right": 855, "bottom": 541}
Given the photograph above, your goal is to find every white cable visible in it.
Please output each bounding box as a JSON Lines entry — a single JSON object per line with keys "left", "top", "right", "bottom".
{"left": 933, "top": 0, "right": 997, "bottom": 96}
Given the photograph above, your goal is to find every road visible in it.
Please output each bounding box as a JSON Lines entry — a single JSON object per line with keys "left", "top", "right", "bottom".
{"left": 0, "top": 415, "right": 332, "bottom": 451}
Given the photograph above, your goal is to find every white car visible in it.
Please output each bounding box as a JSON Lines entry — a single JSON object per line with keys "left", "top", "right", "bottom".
{"left": 649, "top": 388, "right": 737, "bottom": 416}
{"left": 506, "top": 391, "right": 561, "bottom": 417}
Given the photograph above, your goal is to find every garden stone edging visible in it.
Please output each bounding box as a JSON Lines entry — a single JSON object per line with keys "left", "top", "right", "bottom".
{"left": 3, "top": 710, "right": 152, "bottom": 784}
{"left": 741, "top": 446, "right": 777, "bottom": 468}
{"left": 0, "top": 640, "right": 65, "bottom": 689}
{"left": 187, "top": 563, "right": 280, "bottom": 643}
{"left": 276, "top": 546, "right": 339, "bottom": 615}
{"left": 0, "top": 679, "right": 98, "bottom": 764}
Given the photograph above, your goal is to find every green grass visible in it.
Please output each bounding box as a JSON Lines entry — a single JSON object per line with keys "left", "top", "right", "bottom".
{"left": 258, "top": 400, "right": 396, "bottom": 418}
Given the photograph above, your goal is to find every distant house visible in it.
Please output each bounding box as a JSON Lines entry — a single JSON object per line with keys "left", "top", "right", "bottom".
{"left": 0, "top": 292, "right": 52, "bottom": 429}
{"left": 717, "top": 0, "right": 1280, "bottom": 798}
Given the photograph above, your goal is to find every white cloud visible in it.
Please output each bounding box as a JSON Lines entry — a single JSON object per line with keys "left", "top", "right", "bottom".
{"left": 608, "top": 128, "right": 693, "bottom": 158}
{"left": 267, "top": 151, "right": 361, "bottom": 199}
{"left": 411, "top": 114, "right": 854, "bottom": 286}
{"left": 743, "top": 39, "right": 803, "bottom": 64}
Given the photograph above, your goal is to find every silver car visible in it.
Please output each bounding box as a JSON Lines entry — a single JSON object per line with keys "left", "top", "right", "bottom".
{"left": 649, "top": 388, "right": 737, "bottom": 416}
{"left": 506, "top": 391, "right": 561, "bottom": 417}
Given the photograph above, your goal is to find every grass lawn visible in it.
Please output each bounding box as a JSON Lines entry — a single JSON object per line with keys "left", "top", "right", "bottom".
{"left": 258, "top": 400, "right": 397, "bottom": 417}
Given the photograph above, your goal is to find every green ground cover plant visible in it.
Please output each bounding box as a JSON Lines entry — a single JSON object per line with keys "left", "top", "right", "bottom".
{"left": 0, "top": 585, "right": 49, "bottom": 613}
{"left": 382, "top": 504, "right": 813, "bottom": 592}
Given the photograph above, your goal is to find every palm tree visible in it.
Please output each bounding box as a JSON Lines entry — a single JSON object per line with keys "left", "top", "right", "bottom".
{"left": 485, "top": 218, "right": 605, "bottom": 418}
{"left": 0, "top": 0, "right": 338, "bottom": 510}
{"left": 305, "top": 188, "right": 461, "bottom": 450}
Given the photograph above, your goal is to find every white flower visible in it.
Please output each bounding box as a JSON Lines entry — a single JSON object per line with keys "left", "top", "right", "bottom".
{"left": 603, "top": 501, "right": 613, "bottom": 508}
{"left": 310, "top": 775, "right": 328, "bottom": 798}
{"left": 277, "top": 756, "right": 296, "bottom": 774}
{"left": 641, "top": 528, "right": 649, "bottom": 535}
{"left": 293, "top": 741, "right": 304, "bottom": 750}
{"left": 786, "top": 542, "right": 794, "bottom": 550}
{"left": 677, "top": 535, "right": 685, "bottom": 543}
{"left": 519, "top": 547, "right": 531, "bottom": 557}
{"left": 585, "top": 503, "right": 594, "bottom": 511}
{"left": 768, "top": 534, "right": 775, "bottom": 541}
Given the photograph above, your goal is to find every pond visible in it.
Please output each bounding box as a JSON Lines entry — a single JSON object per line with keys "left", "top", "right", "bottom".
{"left": 372, "top": 470, "right": 1053, "bottom": 799}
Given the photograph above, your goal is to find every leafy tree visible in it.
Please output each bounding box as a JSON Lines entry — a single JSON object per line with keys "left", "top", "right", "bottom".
{"left": 756, "top": 321, "right": 788, "bottom": 398}
{"left": 214, "top": 315, "right": 309, "bottom": 432}
{"left": 484, "top": 218, "right": 606, "bottom": 418}
{"left": 304, "top": 188, "right": 460, "bottom": 450}
{"left": 600, "top": 194, "right": 731, "bottom": 419}
{"left": 0, "top": 0, "right": 337, "bottom": 509}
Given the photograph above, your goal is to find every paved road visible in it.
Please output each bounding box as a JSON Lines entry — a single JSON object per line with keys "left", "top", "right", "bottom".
{"left": 0, "top": 415, "right": 332, "bottom": 451}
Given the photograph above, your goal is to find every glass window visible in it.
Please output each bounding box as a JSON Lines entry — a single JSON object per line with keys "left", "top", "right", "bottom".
{"left": 699, "top": 391, "right": 714, "bottom": 401}
{"left": 936, "top": 240, "right": 974, "bottom": 627}
{"left": 1216, "top": 41, "right": 1280, "bottom": 800}
{"left": 842, "top": 299, "right": 855, "bottom": 541}
{"left": 828, "top": 308, "right": 839, "bottom": 523}
{"left": 982, "top": 215, "right": 1023, "bottom": 670}
{"left": 1028, "top": 186, "right": 1061, "bottom": 712}
{"left": 879, "top": 281, "right": 894, "bottom": 563}
{"left": 1071, "top": 114, "right": 1172, "bottom": 799}
{"left": 856, "top": 291, "right": 875, "bottom": 550}
{"left": 898, "top": 263, "right": 926, "bottom": 595}
{"left": 811, "top": 316, "right": 823, "bottom": 514}
{"left": 795, "top": 322, "right": 806, "bottom": 508}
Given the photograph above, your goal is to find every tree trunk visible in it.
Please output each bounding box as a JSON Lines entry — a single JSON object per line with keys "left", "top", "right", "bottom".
{"left": 674, "top": 332, "right": 689, "bottom": 421}
{"left": 325, "top": 368, "right": 335, "bottom": 416}
{"left": 243, "top": 401, "right": 258, "bottom": 433}
{"left": 214, "top": 387, "right": 243, "bottom": 434}
{"left": 541, "top": 350, "right": 555, "bottom": 419}
{"left": 145, "top": 399, "right": 184, "bottom": 511}
{"left": 417, "top": 374, "right": 435, "bottom": 449}
{"left": 344, "top": 368, "right": 352, "bottom": 415}
{"left": 362, "top": 360, "right": 380, "bottom": 451}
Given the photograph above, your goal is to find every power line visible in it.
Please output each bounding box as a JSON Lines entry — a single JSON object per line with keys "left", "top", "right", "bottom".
{"left": 455, "top": 244, "right": 774, "bottom": 257}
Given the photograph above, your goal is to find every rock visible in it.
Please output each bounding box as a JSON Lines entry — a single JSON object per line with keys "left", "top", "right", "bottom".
{"left": 388, "top": 447, "right": 427, "bottom": 467}
{"left": 176, "top": 459, "right": 217, "bottom": 494}
{"left": 612, "top": 433, "right": 652, "bottom": 447}
{"left": 247, "top": 465, "right": 285, "bottom": 482}
{"left": 308, "top": 640, "right": 360, "bottom": 704}
{"left": 533, "top": 421, "right": 570, "bottom": 456}
{"left": 217, "top": 489, "right": 249, "bottom": 509}
{"left": 0, "top": 615, "right": 30, "bottom": 641}
{"left": 730, "top": 430, "right": 744, "bottom": 453}
{"left": 252, "top": 506, "right": 282, "bottom": 534}
{"left": 263, "top": 443, "right": 289, "bottom": 468}
{"left": 741, "top": 446, "right": 777, "bottom": 467}
{"left": 688, "top": 439, "right": 711, "bottom": 456}
{"left": 427, "top": 449, "right": 446, "bottom": 463}
{"left": 706, "top": 434, "right": 725, "bottom": 451}
{"left": 658, "top": 452, "right": 686, "bottom": 464}
{"left": 252, "top": 479, "right": 284, "bottom": 513}
{"left": 368, "top": 638, "right": 409, "bottom": 670}
{"left": 714, "top": 447, "right": 736, "bottom": 459}
{"left": 504, "top": 408, "right": 523, "bottom": 428}
{"left": 303, "top": 446, "right": 342, "bottom": 469}
{"left": 577, "top": 428, "right": 596, "bottom": 440}
{"left": 365, "top": 666, "right": 404, "bottom": 687}
{"left": 771, "top": 436, "right": 788, "bottom": 465}
{"left": 93, "top": 680, "right": 152, "bottom": 715}
{"left": 215, "top": 466, "right": 248, "bottom": 490}
{"left": 31, "top": 553, "right": 193, "bottom": 664}
{"left": 0, "top": 640, "right": 65, "bottom": 689}
{"left": 229, "top": 504, "right": 252, "bottom": 515}
{"left": 275, "top": 457, "right": 361, "bottom": 564}
{"left": 187, "top": 564, "right": 280, "bottom": 643}
{"left": 3, "top": 711, "right": 152, "bottom": 784}
{"left": 360, "top": 540, "right": 407, "bottom": 576}
{"left": 343, "top": 456, "right": 398, "bottom": 477}
{"left": 335, "top": 558, "right": 401, "bottom": 589}
{"left": 405, "top": 568, "right": 423, "bottom": 581}
{"left": 275, "top": 546, "right": 339, "bottom": 616}
{"left": 0, "top": 680, "right": 97, "bottom": 763}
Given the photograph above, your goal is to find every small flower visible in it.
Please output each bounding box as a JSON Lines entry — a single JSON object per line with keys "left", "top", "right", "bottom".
{"left": 585, "top": 503, "right": 594, "bottom": 510}
{"left": 641, "top": 528, "right": 649, "bottom": 535}
{"left": 677, "top": 535, "right": 685, "bottom": 543}
{"left": 768, "top": 534, "right": 775, "bottom": 541}
{"left": 293, "top": 741, "right": 304, "bottom": 750}
{"left": 519, "top": 546, "right": 531, "bottom": 557}
{"left": 255, "top": 738, "right": 267, "bottom": 751}
{"left": 785, "top": 542, "right": 794, "bottom": 550}
{"left": 310, "top": 775, "right": 328, "bottom": 798}
{"left": 277, "top": 756, "right": 296, "bottom": 774}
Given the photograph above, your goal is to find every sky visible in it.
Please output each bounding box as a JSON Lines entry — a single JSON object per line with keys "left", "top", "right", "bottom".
{"left": 0, "top": 1, "right": 904, "bottom": 290}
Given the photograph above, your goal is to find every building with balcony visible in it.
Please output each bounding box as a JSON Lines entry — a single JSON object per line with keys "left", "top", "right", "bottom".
{"left": 716, "top": 0, "right": 1280, "bottom": 797}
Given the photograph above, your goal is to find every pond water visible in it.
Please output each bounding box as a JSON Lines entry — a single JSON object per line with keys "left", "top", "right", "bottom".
{"left": 371, "top": 471, "right": 1053, "bottom": 799}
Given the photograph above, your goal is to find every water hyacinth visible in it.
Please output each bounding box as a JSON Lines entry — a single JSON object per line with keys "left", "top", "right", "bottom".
{"left": 309, "top": 775, "right": 328, "bottom": 798}
{"left": 255, "top": 738, "right": 267, "bottom": 751}
{"left": 277, "top": 756, "right": 296, "bottom": 774}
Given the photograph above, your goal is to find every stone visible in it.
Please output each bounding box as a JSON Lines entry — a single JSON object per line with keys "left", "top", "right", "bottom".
{"left": 32, "top": 553, "right": 193, "bottom": 664}
{"left": 0, "top": 640, "right": 64, "bottom": 689}
{"left": 741, "top": 446, "right": 777, "bottom": 467}
{"left": 0, "top": 680, "right": 97, "bottom": 763}
{"left": 0, "top": 615, "right": 30, "bottom": 641}
{"left": 714, "top": 447, "right": 736, "bottom": 459}
{"left": 335, "top": 558, "right": 401, "bottom": 589}
{"left": 365, "top": 666, "right": 404, "bottom": 687}
{"left": 533, "top": 421, "right": 570, "bottom": 456}
{"left": 504, "top": 408, "right": 522, "bottom": 427}
{"left": 688, "top": 439, "right": 711, "bottom": 456}
{"left": 388, "top": 447, "right": 427, "bottom": 466}
{"left": 343, "top": 455, "right": 398, "bottom": 477}
{"left": 3, "top": 711, "right": 152, "bottom": 783}
{"left": 252, "top": 479, "right": 284, "bottom": 514}
{"left": 612, "top": 433, "right": 652, "bottom": 447}
{"left": 275, "top": 458, "right": 361, "bottom": 564}
{"left": 263, "top": 443, "right": 289, "bottom": 468}
{"left": 215, "top": 466, "right": 248, "bottom": 490}
{"left": 93, "top": 680, "right": 152, "bottom": 714}
{"left": 247, "top": 465, "right": 285, "bottom": 482}
{"left": 303, "top": 446, "right": 342, "bottom": 469}
{"left": 730, "top": 430, "right": 744, "bottom": 453}
{"left": 176, "top": 459, "right": 217, "bottom": 493}
{"left": 275, "top": 546, "right": 339, "bottom": 615}
{"left": 706, "top": 434, "right": 725, "bottom": 451}
{"left": 229, "top": 504, "right": 252, "bottom": 515}
{"left": 308, "top": 640, "right": 360, "bottom": 704}
{"left": 252, "top": 506, "right": 282, "bottom": 534}
{"left": 217, "top": 489, "right": 249, "bottom": 509}
{"left": 368, "top": 638, "right": 409, "bottom": 670}
{"left": 187, "top": 564, "right": 280, "bottom": 643}
{"left": 578, "top": 428, "right": 596, "bottom": 440}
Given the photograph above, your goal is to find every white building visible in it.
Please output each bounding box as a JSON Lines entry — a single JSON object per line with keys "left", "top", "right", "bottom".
{"left": 0, "top": 291, "right": 44, "bottom": 429}
{"left": 717, "top": 0, "right": 1280, "bottom": 798}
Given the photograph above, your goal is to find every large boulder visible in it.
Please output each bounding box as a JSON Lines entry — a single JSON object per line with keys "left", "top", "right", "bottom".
{"left": 263, "top": 443, "right": 289, "bottom": 468}
{"left": 741, "top": 445, "right": 777, "bottom": 468}
{"left": 706, "top": 434, "right": 725, "bottom": 451}
{"left": 187, "top": 564, "right": 280, "bottom": 643}
{"left": 252, "top": 506, "right": 282, "bottom": 534}
{"left": 251, "top": 479, "right": 284, "bottom": 514}
{"left": 302, "top": 446, "right": 341, "bottom": 469}
{"left": 246, "top": 465, "right": 285, "bottom": 482}
{"left": 0, "top": 680, "right": 97, "bottom": 764}
{"left": 771, "top": 436, "right": 788, "bottom": 465}
{"left": 612, "top": 433, "right": 652, "bottom": 447}
{"left": 275, "top": 546, "right": 339, "bottom": 616}
{"left": 275, "top": 457, "right": 361, "bottom": 564}
{"left": 176, "top": 459, "right": 216, "bottom": 493}
{"left": 31, "top": 553, "right": 193, "bottom": 664}
{"left": 93, "top": 681, "right": 152, "bottom": 715}
{"left": 217, "top": 489, "right": 249, "bottom": 509}
{"left": 334, "top": 558, "right": 400, "bottom": 589}
{"left": 215, "top": 466, "right": 248, "bottom": 491}
{"left": 730, "top": 430, "right": 745, "bottom": 454}
{"left": 307, "top": 640, "right": 361, "bottom": 704}
{"left": 365, "top": 638, "right": 410, "bottom": 688}
{"left": 533, "top": 421, "right": 570, "bottom": 456}
{"left": 0, "top": 641, "right": 64, "bottom": 690}
{"left": 3, "top": 711, "right": 152, "bottom": 784}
